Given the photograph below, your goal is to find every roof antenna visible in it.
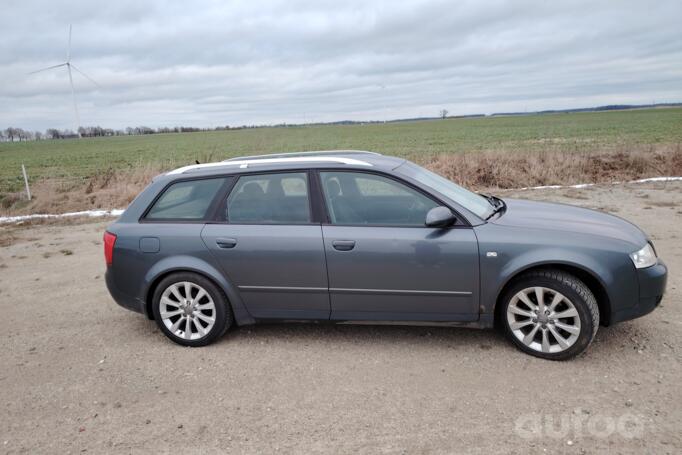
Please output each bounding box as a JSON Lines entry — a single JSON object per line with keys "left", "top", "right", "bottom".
{"left": 195, "top": 160, "right": 200, "bottom": 164}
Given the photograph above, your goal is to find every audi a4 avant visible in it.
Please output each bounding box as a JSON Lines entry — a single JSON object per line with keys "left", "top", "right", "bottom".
{"left": 104, "top": 151, "right": 667, "bottom": 359}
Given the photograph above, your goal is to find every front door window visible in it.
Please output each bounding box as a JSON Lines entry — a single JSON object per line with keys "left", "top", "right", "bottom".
{"left": 320, "top": 171, "right": 438, "bottom": 226}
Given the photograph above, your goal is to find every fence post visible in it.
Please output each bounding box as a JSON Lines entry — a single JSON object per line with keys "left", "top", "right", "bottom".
{"left": 21, "top": 164, "right": 31, "bottom": 201}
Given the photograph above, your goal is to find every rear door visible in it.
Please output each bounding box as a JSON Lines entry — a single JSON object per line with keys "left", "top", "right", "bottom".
{"left": 201, "top": 171, "right": 330, "bottom": 320}
{"left": 318, "top": 171, "right": 480, "bottom": 322}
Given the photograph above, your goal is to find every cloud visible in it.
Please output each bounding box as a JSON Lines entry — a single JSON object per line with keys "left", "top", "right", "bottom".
{"left": 1, "top": 0, "right": 680, "bottom": 130}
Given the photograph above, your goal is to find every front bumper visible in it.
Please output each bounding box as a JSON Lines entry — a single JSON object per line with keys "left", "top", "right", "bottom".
{"left": 611, "top": 260, "right": 667, "bottom": 324}
{"left": 105, "top": 268, "right": 146, "bottom": 315}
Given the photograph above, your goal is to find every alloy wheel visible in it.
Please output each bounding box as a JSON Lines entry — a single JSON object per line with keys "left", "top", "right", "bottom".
{"left": 159, "top": 281, "right": 216, "bottom": 341}
{"left": 506, "top": 286, "right": 581, "bottom": 354}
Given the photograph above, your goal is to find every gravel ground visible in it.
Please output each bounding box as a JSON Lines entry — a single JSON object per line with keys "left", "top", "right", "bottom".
{"left": 0, "top": 182, "right": 680, "bottom": 454}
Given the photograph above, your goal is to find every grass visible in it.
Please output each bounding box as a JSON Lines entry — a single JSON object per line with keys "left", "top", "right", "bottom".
{"left": 1, "top": 107, "right": 681, "bottom": 194}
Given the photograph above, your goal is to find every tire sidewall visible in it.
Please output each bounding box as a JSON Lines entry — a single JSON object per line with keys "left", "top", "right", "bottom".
{"left": 151, "top": 272, "right": 230, "bottom": 347}
{"left": 501, "top": 274, "right": 596, "bottom": 360}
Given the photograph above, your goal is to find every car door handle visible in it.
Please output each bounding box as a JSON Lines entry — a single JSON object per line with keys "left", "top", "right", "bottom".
{"left": 216, "top": 237, "right": 237, "bottom": 249}
{"left": 332, "top": 240, "right": 356, "bottom": 251}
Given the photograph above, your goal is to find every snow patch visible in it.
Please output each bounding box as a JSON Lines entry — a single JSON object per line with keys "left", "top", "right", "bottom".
{"left": 0, "top": 209, "right": 124, "bottom": 224}
{"left": 517, "top": 176, "right": 682, "bottom": 191}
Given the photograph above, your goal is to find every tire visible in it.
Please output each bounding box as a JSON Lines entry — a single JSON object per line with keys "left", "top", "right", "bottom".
{"left": 151, "top": 272, "right": 232, "bottom": 347}
{"left": 500, "top": 269, "right": 599, "bottom": 360}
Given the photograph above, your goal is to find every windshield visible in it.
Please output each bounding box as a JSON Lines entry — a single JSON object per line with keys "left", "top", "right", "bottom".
{"left": 396, "top": 161, "right": 494, "bottom": 219}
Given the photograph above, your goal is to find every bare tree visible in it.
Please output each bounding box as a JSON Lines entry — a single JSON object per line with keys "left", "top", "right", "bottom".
{"left": 18, "top": 129, "right": 32, "bottom": 141}
{"left": 46, "top": 128, "right": 61, "bottom": 139}
{"left": 439, "top": 109, "right": 449, "bottom": 119}
{"left": 5, "top": 127, "right": 17, "bottom": 141}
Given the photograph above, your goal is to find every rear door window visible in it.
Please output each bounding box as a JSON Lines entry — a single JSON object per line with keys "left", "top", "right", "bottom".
{"left": 226, "top": 172, "right": 311, "bottom": 224}
{"left": 146, "top": 178, "right": 227, "bottom": 220}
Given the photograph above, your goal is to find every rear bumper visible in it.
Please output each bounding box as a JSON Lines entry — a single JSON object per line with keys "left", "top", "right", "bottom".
{"left": 105, "top": 268, "right": 146, "bottom": 315}
{"left": 611, "top": 260, "right": 667, "bottom": 324}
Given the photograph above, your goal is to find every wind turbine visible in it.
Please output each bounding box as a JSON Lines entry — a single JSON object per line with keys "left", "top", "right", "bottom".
{"left": 28, "top": 25, "right": 100, "bottom": 137}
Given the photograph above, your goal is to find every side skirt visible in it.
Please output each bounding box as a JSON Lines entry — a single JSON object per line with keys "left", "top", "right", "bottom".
{"left": 248, "top": 314, "right": 494, "bottom": 329}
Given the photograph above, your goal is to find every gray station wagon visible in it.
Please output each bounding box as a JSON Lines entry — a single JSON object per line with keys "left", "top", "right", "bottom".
{"left": 104, "top": 151, "right": 667, "bottom": 359}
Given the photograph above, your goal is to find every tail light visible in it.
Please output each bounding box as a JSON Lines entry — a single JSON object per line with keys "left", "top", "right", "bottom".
{"left": 103, "top": 231, "right": 117, "bottom": 266}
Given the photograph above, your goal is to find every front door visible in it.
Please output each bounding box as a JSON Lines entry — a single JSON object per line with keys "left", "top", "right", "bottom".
{"left": 202, "top": 171, "right": 329, "bottom": 320}
{"left": 318, "top": 171, "right": 479, "bottom": 321}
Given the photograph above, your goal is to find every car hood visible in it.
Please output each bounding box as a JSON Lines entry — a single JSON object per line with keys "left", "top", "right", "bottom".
{"left": 491, "top": 198, "right": 648, "bottom": 247}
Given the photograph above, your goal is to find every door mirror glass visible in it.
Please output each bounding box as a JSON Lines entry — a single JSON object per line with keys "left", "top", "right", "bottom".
{"left": 425, "top": 206, "right": 456, "bottom": 228}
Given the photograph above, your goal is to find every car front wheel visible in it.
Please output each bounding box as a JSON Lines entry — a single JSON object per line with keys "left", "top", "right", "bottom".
{"left": 152, "top": 272, "right": 232, "bottom": 347}
{"left": 501, "top": 269, "right": 600, "bottom": 360}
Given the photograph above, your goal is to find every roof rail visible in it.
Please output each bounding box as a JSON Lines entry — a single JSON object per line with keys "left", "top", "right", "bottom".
{"left": 223, "top": 150, "right": 381, "bottom": 162}
{"left": 167, "top": 155, "right": 373, "bottom": 175}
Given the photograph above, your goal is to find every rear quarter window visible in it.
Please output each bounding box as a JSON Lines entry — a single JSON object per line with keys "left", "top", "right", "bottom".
{"left": 145, "top": 178, "right": 227, "bottom": 220}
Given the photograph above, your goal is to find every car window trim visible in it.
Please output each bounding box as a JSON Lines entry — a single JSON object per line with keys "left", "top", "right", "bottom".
{"left": 205, "top": 176, "right": 238, "bottom": 222}
{"left": 312, "top": 169, "right": 472, "bottom": 229}
{"left": 138, "top": 168, "right": 473, "bottom": 228}
{"left": 309, "top": 170, "right": 330, "bottom": 224}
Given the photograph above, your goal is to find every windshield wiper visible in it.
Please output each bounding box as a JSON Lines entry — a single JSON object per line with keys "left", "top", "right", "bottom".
{"left": 479, "top": 193, "right": 496, "bottom": 207}
{"left": 482, "top": 194, "right": 506, "bottom": 220}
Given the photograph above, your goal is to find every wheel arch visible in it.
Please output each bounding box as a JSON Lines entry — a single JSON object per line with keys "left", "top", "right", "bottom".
{"left": 142, "top": 256, "right": 255, "bottom": 326}
{"left": 493, "top": 262, "right": 612, "bottom": 327}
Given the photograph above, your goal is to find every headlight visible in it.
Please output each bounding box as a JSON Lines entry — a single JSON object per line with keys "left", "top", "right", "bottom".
{"left": 630, "top": 244, "right": 657, "bottom": 269}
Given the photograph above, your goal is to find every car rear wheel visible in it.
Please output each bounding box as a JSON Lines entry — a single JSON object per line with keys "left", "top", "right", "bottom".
{"left": 501, "top": 269, "right": 599, "bottom": 360}
{"left": 152, "top": 272, "right": 232, "bottom": 347}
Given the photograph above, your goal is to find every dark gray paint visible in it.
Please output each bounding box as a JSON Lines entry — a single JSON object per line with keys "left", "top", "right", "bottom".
{"left": 425, "top": 206, "right": 457, "bottom": 228}
{"left": 201, "top": 224, "right": 330, "bottom": 319}
{"left": 139, "top": 237, "right": 160, "bottom": 253}
{"left": 105, "top": 152, "right": 667, "bottom": 330}
{"left": 322, "top": 225, "right": 479, "bottom": 321}
{"left": 475, "top": 199, "right": 648, "bottom": 320}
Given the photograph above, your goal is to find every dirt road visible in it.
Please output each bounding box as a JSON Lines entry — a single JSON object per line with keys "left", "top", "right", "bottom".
{"left": 1, "top": 182, "right": 680, "bottom": 454}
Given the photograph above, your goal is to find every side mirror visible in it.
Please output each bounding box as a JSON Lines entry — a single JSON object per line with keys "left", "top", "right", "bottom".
{"left": 425, "top": 206, "right": 456, "bottom": 228}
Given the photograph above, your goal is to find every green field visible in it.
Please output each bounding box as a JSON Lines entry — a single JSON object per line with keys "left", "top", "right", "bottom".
{"left": 1, "top": 108, "right": 681, "bottom": 193}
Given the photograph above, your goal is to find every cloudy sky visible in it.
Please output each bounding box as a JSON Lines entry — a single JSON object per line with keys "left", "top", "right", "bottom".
{"left": 1, "top": 0, "right": 681, "bottom": 131}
